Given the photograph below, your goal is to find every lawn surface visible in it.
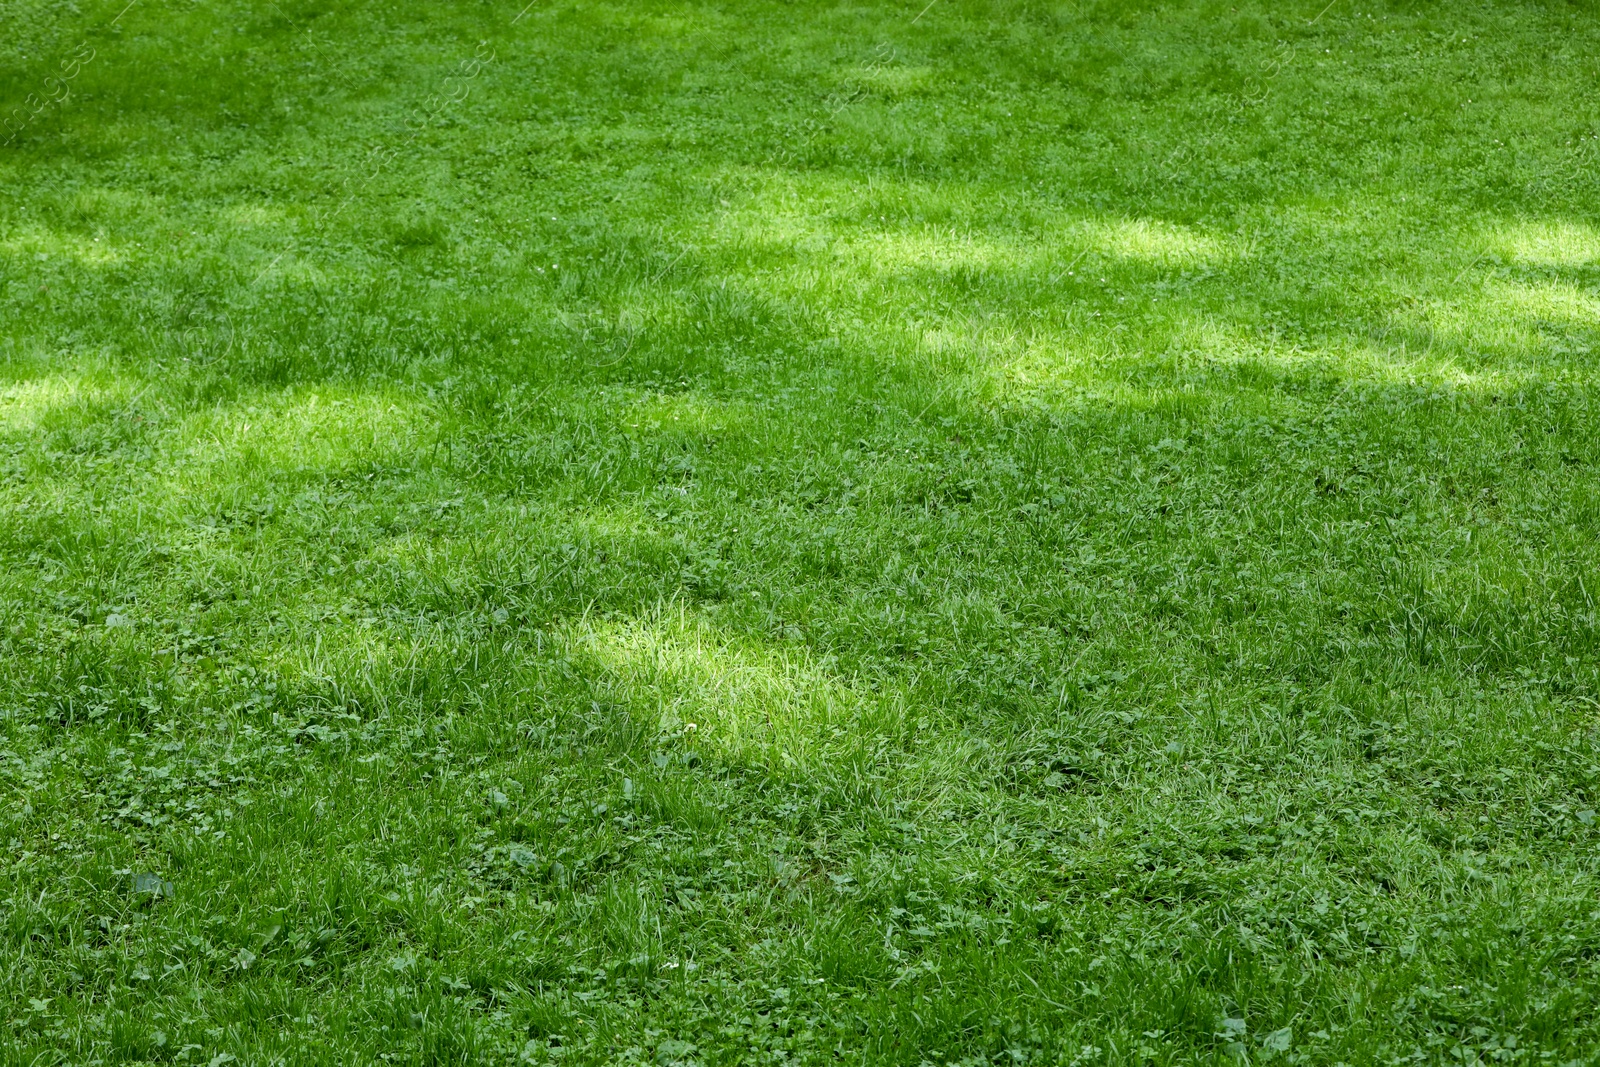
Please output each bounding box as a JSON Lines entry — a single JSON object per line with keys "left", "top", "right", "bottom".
{"left": 4, "top": 0, "right": 1600, "bottom": 1063}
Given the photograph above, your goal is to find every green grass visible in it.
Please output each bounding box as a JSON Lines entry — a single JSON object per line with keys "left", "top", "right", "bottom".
{"left": 4, "top": 0, "right": 1600, "bottom": 1062}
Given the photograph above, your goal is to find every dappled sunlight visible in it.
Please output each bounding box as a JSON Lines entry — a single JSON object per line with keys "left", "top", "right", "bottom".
{"left": 220, "top": 201, "right": 289, "bottom": 231}
{"left": 713, "top": 170, "right": 1233, "bottom": 291}
{"left": 0, "top": 225, "right": 127, "bottom": 268}
{"left": 0, "top": 375, "right": 102, "bottom": 435}
{"left": 1081, "top": 216, "right": 1226, "bottom": 269}
{"left": 622, "top": 387, "right": 759, "bottom": 437}
{"left": 168, "top": 386, "right": 432, "bottom": 481}
{"left": 846, "top": 229, "right": 1021, "bottom": 275}
{"left": 851, "top": 214, "right": 1227, "bottom": 278}
{"left": 1399, "top": 275, "right": 1599, "bottom": 367}
{"left": 248, "top": 254, "right": 339, "bottom": 288}
{"left": 0, "top": 185, "right": 164, "bottom": 269}
{"left": 573, "top": 611, "right": 893, "bottom": 773}
{"left": 9, "top": 0, "right": 1600, "bottom": 1056}
{"left": 1147, "top": 311, "right": 1484, "bottom": 387}
{"left": 829, "top": 211, "right": 1228, "bottom": 277}
{"left": 853, "top": 63, "right": 936, "bottom": 98}
{"left": 1481, "top": 276, "right": 1600, "bottom": 333}
{"left": 995, "top": 301, "right": 1541, "bottom": 414}
{"left": 0, "top": 376, "right": 438, "bottom": 559}
{"left": 1487, "top": 218, "right": 1600, "bottom": 269}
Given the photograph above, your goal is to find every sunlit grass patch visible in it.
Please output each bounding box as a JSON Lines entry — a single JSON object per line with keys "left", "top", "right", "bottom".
{"left": 0, "top": 374, "right": 108, "bottom": 434}
{"left": 165, "top": 385, "right": 434, "bottom": 481}
{"left": 1488, "top": 217, "right": 1600, "bottom": 269}
{"left": 1397, "top": 275, "right": 1600, "bottom": 369}
{"left": 0, "top": 225, "right": 127, "bottom": 267}
{"left": 571, "top": 610, "right": 901, "bottom": 773}
{"left": 852, "top": 63, "right": 936, "bottom": 100}
{"left": 1081, "top": 216, "right": 1228, "bottom": 269}
{"left": 848, "top": 228, "right": 1024, "bottom": 275}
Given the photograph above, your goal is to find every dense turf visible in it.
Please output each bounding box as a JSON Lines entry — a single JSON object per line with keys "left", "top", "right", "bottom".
{"left": 4, "top": 0, "right": 1600, "bottom": 1062}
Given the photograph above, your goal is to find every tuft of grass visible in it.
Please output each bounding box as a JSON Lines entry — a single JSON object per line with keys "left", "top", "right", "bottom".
{"left": 4, "top": 0, "right": 1600, "bottom": 1062}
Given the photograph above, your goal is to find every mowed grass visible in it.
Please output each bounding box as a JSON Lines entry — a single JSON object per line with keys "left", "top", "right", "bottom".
{"left": 4, "top": 0, "right": 1600, "bottom": 1062}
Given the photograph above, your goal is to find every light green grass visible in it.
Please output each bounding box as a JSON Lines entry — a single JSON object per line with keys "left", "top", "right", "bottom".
{"left": 4, "top": 0, "right": 1600, "bottom": 1063}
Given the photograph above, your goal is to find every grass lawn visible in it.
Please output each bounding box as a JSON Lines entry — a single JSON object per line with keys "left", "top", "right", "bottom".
{"left": 5, "top": 0, "right": 1600, "bottom": 1062}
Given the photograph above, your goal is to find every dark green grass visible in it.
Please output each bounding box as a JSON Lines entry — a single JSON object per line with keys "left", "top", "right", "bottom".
{"left": 4, "top": 0, "right": 1600, "bottom": 1062}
